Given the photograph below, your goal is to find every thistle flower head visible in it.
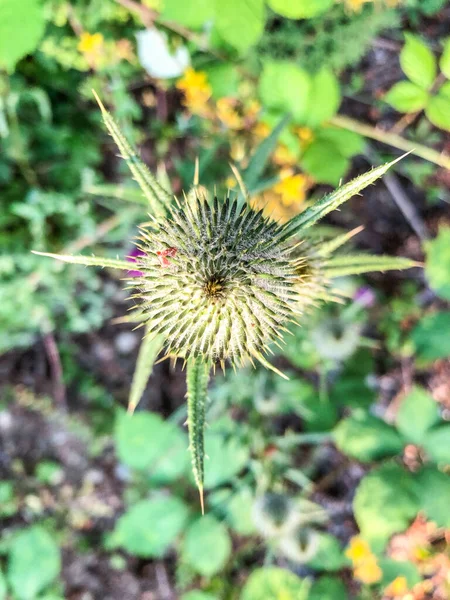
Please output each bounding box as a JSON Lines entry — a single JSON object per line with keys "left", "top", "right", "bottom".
{"left": 133, "top": 195, "right": 320, "bottom": 368}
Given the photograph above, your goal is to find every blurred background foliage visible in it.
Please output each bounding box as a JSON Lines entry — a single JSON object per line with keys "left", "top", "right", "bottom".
{"left": 1, "top": 0, "right": 450, "bottom": 598}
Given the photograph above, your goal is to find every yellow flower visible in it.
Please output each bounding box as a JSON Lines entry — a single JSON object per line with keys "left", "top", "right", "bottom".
{"left": 295, "top": 126, "right": 315, "bottom": 147}
{"left": 384, "top": 576, "right": 409, "bottom": 597}
{"left": 273, "top": 170, "right": 309, "bottom": 206}
{"left": 245, "top": 99, "right": 262, "bottom": 121}
{"left": 216, "top": 97, "right": 243, "bottom": 130}
{"left": 273, "top": 143, "right": 298, "bottom": 167}
{"left": 346, "top": 536, "right": 382, "bottom": 585}
{"left": 230, "top": 139, "right": 246, "bottom": 163}
{"left": 253, "top": 121, "right": 271, "bottom": 139}
{"left": 354, "top": 556, "right": 383, "bottom": 584}
{"left": 346, "top": 536, "right": 373, "bottom": 563}
{"left": 176, "top": 68, "right": 212, "bottom": 114}
{"left": 78, "top": 32, "right": 104, "bottom": 56}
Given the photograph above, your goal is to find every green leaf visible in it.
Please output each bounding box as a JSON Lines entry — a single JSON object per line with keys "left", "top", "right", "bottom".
{"left": 323, "top": 254, "right": 416, "bottom": 278}
{"left": 305, "top": 68, "right": 341, "bottom": 127}
{"left": 415, "top": 467, "right": 450, "bottom": 527}
{"left": 396, "top": 386, "right": 439, "bottom": 445}
{"left": 440, "top": 37, "right": 450, "bottom": 79}
{"left": 439, "top": 80, "right": 450, "bottom": 99}
{"left": 425, "top": 93, "right": 450, "bottom": 131}
{"left": 203, "top": 419, "right": 250, "bottom": 489}
{"left": 306, "top": 533, "right": 348, "bottom": 572}
{"left": 315, "top": 127, "right": 364, "bottom": 158}
{"left": 7, "top": 526, "right": 61, "bottom": 600}
{"left": 161, "top": 0, "right": 214, "bottom": 28}
{"left": 385, "top": 82, "right": 429, "bottom": 113}
{"left": 242, "top": 116, "right": 289, "bottom": 193}
{"left": 204, "top": 63, "right": 240, "bottom": 99}
{"left": 411, "top": 311, "right": 450, "bottom": 361}
{"left": 334, "top": 411, "right": 403, "bottom": 463}
{"left": 309, "top": 577, "right": 348, "bottom": 600}
{"left": 115, "top": 410, "right": 188, "bottom": 482}
{"left": 94, "top": 92, "right": 171, "bottom": 215}
{"left": 128, "top": 331, "right": 164, "bottom": 413}
{"left": 378, "top": 559, "right": 421, "bottom": 589}
{"left": 182, "top": 516, "right": 231, "bottom": 576}
{"left": 112, "top": 497, "right": 189, "bottom": 557}
{"left": 267, "top": 0, "right": 333, "bottom": 19}
{"left": 240, "top": 567, "right": 309, "bottom": 600}
{"left": 282, "top": 156, "right": 403, "bottom": 238}
{"left": 400, "top": 34, "right": 437, "bottom": 90}
{"left": 301, "top": 139, "right": 349, "bottom": 185}
{"left": 0, "top": 0, "right": 45, "bottom": 72}
{"left": 423, "top": 425, "right": 450, "bottom": 465}
{"left": 214, "top": 0, "right": 264, "bottom": 54}
{"left": 258, "top": 61, "right": 311, "bottom": 123}
{"left": 31, "top": 251, "right": 132, "bottom": 271}
{"left": 186, "top": 358, "right": 211, "bottom": 513}
{"left": 425, "top": 226, "right": 450, "bottom": 300}
{"left": 353, "top": 463, "right": 419, "bottom": 551}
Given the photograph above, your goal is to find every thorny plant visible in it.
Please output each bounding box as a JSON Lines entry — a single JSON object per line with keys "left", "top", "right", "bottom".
{"left": 34, "top": 93, "right": 417, "bottom": 512}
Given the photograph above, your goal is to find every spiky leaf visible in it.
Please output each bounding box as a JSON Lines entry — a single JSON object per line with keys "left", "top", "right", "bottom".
{"left": 31, "top": 251, "right": 132, "bottom": 271}
{"left": 323, "top": 254, "right": 417, "bottom": 278}
{"left": 128, "top": 331, "right": 165, "bottom": 414}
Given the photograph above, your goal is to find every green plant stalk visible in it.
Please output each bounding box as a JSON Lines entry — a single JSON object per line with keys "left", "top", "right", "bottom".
{"left": 186, "top": 358, "right": 211, "bottom": 514}
{"left": 331, "top": 114, "right": 450, "bottom": 171}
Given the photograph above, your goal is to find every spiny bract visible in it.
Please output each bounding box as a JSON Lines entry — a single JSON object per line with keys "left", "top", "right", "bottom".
{"left": 134, "top": 195, "right": 321, "bottom": 368}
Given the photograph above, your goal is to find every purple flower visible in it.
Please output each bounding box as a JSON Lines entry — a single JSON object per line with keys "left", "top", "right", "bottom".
{"left": 127, "top": 247, "right": 145, "bottom": 277}
{"left": 354, "top": 286, "right": 376, "bottom": 308}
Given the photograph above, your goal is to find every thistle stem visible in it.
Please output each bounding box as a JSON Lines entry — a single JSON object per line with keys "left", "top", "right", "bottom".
{"left": 331, "top": 114, "right": 450, "bottom": 171}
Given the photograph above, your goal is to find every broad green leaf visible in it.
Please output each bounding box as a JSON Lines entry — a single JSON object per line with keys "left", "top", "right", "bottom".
{"left": 31, "top": 251, "right": 132, "bottom": 271}
{"left": 306, "top": 533, "right": 348, "bottom": 572}
{"left": 258, "top": 61, "right": 311, "bottom": 123}
{"left": 305, "top": 68, "right": 341, "bottom": 127}
{"left": 182, "top": 516, "right": 231, "bottom": 576}
{"left": 267, "top": 0, "right": 333, "bottom": 19}
{"left": 128, "top": 332, "right": 164, "bottom": 413}
{"left": 385, "top": 82, "right": 429, "bottom": 113}
{"left": 214, "top": 0, "right": 264, "bottom": 54}
{"left": 309, "top": 577, "right": 348, "bottom": 600}
{"left": 353, "top": 463, "right": 419, "bottom": 551}
{"left": 281, "top": 156, "right": 403, "bottom": 238}
{"left": 439, "top": 80, "right": 450, "bottom": 99}
{"left": 425, "top": 226, "right": 450, "bottom": 300}
{"left": 396, "top": 386, "right": 439, "bottom": 445}
{"left": 112, "top": 497, "right": 189, "bottom": 557}
{"left": 415, "top": 467, "right": 450, "bottom": 527}
{"left": 161, "top": 0, "right": 214, "bottom": 28}
{"left": 425, "top": 93, "right": 450, "bottom": 131}
{"left": 400, "top": 34, "right": 437, "bottom": 90}
{"left": 315, "top": 127, "right": 364, "bottom": 158}
{"left": 411, "top": 311, "right": 450, "bottom": 361}
{"left": 379, "top": 559, "right": 421, "bottom": 589}
{"left": 423, "top": 425, "right": 450, "bottom": 465}
{"left": 203, "top": 419, "right": 250, "bottom": 489}
{"left": 323, "top": 254, "right": 416, "bottom": 278}
{"left": 334, "top": 411, "right": 403, "bottom": 462}
{"left": 440, "top": 38, "right": 450, "bottom": 79}
{"left": 186, "top": 359, "right": 211, "bottom": 512}
{"left": 0, "top": 0, "right": 45, "bottom": 72}
{"left": 115, "top": 410, "right": 188, "bottom": 482}
{"left": 204, "top": 63, "right": 240, "bottom": 99}
{"left": 302, "top": 139, "right": 348, "bottom": 185}
{"left": 7, "top": 526, "right": 61, "bottom": 600}
{"left": 330, "top": 350, "right": 375, "bottom": 409}
{"left": 241, "top": 567, "right": 309, "bottom": 600}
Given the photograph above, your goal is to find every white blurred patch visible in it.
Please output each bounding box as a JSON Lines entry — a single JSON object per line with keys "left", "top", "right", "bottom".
{"left": 136, "top": 28, "right": 190, "bottom": 79}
